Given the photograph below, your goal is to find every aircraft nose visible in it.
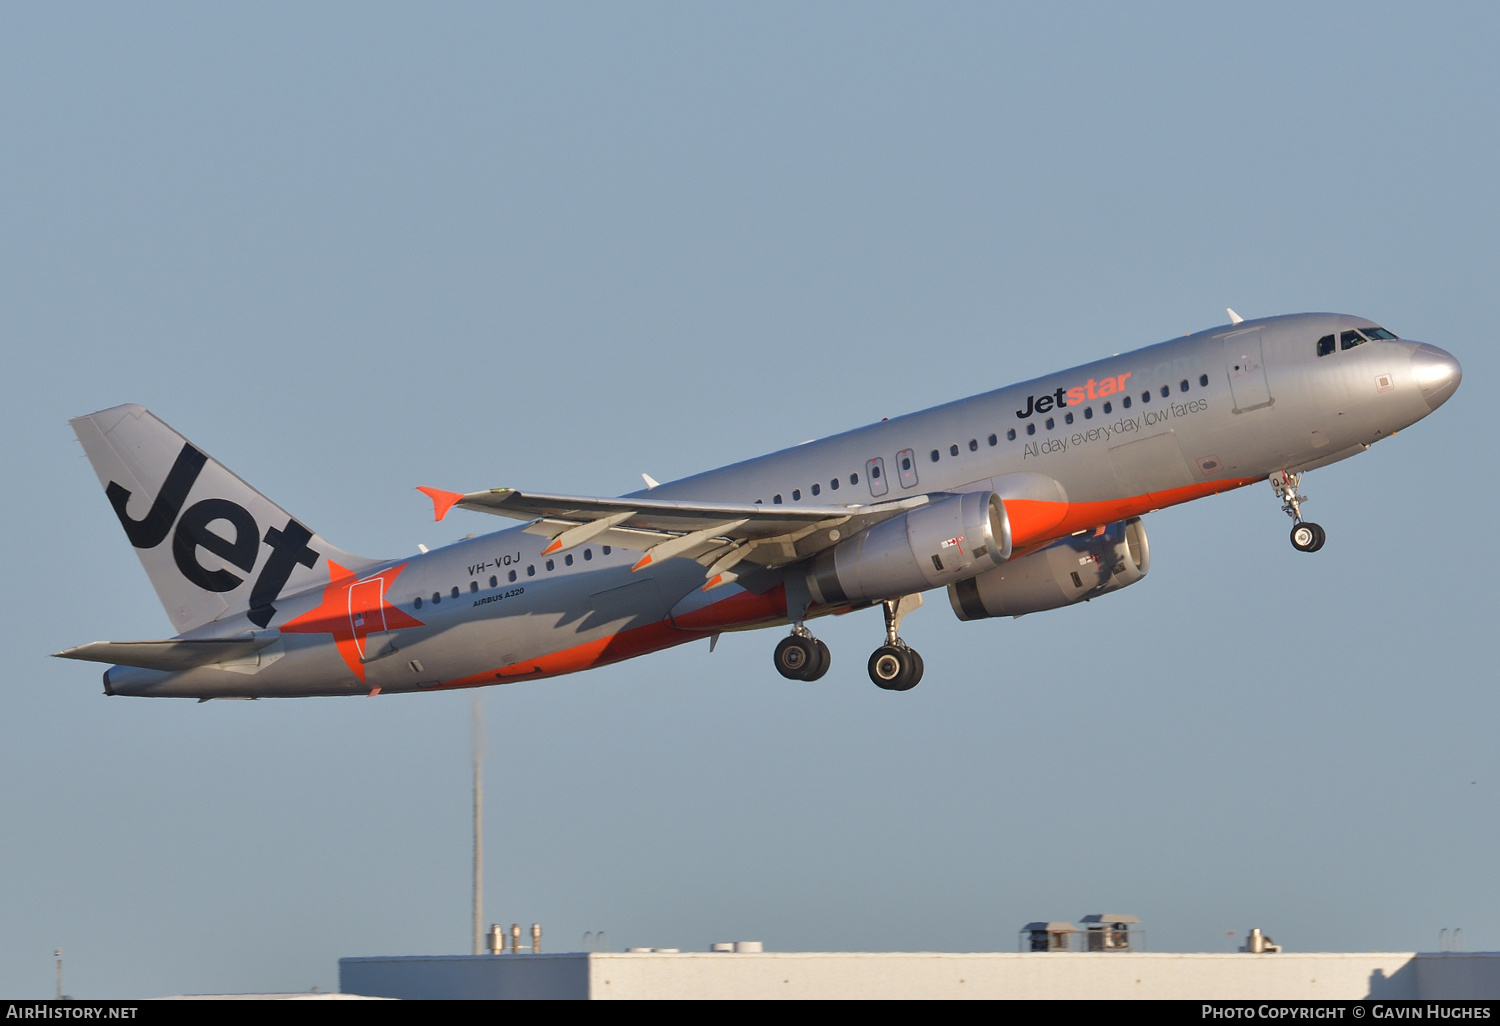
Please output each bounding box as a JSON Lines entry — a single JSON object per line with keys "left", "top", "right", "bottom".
{"left": 1409, "top": 343, "right": 1462, "bottom": 410}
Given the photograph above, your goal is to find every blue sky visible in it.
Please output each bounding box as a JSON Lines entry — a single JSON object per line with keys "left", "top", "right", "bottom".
{"left": 1, "top": 2, "right": 1496, "bottom": 996}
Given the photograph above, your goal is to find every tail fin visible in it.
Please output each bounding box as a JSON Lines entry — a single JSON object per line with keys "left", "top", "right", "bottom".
{"left": 71, "top": 404, "right": 379, "bottom": 634}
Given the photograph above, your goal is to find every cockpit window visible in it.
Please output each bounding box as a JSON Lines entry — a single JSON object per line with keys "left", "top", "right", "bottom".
{"left": 1340, "top": 330, "right": 1366, "bottom": 351}
{"left": 1316, "top": 335, "right": 1336, "bottom": 357}
{"left": 1363, "top": 326, "right": 1399, "bottom": 340}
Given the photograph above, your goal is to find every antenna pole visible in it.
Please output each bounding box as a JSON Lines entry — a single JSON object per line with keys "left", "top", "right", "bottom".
{"left": 472, "top": 695, "right": 484, "bottom": 955}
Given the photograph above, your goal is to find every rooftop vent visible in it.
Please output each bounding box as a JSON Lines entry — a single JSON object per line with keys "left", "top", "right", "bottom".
{"left": 1080, "top": 914, "right": 1142, "bottom": 952}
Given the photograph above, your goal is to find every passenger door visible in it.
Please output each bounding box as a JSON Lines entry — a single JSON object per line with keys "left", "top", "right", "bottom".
{"left": 1224, "top": 329, "right": 1273, "bottom": 412}
{"left": 865, "top": 457, "right": 889, "bottom": 497}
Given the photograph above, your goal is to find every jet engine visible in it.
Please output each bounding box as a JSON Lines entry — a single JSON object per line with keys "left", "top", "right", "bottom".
{"left": 947, "top": 516, "right": 1150, "bottom": 620}
{"left": 805, "top": 491, "right": 1011, "bottom": 605}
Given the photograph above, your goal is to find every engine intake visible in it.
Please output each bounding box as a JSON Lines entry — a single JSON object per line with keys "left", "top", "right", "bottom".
{"left": 806, "top": 491, "right": 1011, "bottom": 605}
{"left": 947, "top": 516, "right": 1149, "bottom": 620}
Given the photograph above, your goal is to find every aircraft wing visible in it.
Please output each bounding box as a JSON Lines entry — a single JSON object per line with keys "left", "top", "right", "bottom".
{"left": 417, "top": 486, "right": 927, "bottom": 588}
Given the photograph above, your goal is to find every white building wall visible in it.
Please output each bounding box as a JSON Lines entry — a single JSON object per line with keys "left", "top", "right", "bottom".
{"left": 339, "top": 951, "right": 1500, "bottom": 1000}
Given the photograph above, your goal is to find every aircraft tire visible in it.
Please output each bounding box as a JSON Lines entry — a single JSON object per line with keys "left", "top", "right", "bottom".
{"left": 802, "top": 639, "right": 832, "bottom": 681}
{"left": 869, "top": 645, "right": 916, "bottom": 691}
{"left": 1290, "top": 522, "right": 1326, "bottom": 553}
{"left": 774, "top": 635, "right": 816, "bottom": 680}
{"left": 906, "top": 649, "right": 924, "bottom": 688}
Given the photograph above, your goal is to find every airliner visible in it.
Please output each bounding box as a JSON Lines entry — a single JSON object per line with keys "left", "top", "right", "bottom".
{"left": 57, "top": 311, "right": 1461, "bottom": 698}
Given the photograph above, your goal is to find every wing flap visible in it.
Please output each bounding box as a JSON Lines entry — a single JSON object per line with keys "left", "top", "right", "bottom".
{"left": 425, "top": 486, "right": 934, "bottom": 574}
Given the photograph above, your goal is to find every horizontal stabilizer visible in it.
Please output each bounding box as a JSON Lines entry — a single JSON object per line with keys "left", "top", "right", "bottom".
{"left": 54, "top": 636, "right": 279, "bottom": 672}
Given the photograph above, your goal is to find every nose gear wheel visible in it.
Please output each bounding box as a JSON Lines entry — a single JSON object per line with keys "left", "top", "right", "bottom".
{"left": 1290, "top": 522, "right": 1326, "bottom": 552}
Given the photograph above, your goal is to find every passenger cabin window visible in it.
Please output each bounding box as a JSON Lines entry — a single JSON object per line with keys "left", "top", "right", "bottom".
{"left": 1123, "top": 396, "right": 1132, "bottom": 408}
{"left": 603, "top": 546, "right": 611, "bottom": 555}
{"left": 1317, "top": 334, "right": 1336, "bottom": 357}
{"left": 1199, "top": 374, "right": 1209, "bottom": 386}
{"left": 968, "top": 439, "right": 978, "bottom": 452}
{"left": 414, "top": 596, "right": 423, "bottom": 609}
{"left": 1026, "top": 423, "right": 1036, "bottom": 435}
{"left": 988, "top": 433, "right": 997, "bottom": 446}
{"left": 773, "top": 494, "right": 782, "bottom": 504}
{"left": 1161, "top": 385, "right": 1170, "bottom": 398}
{"left": 1180, "top": 380, "right": 1189, "bottom": 392}
{"left": 830, "top": 478, "right": 840, "bottom": 490}
{"left": 546, "top": 559, "right": 555, "bottom": 571}
{"left": 1341, "top": 330, "right": 1366, "bottom": 351}
{"left": 930, "top": 449, "right": 940, "bottom": 462}
{"left": 1007, "top": 428, "right": 1017, "bottom": 440}
{"left": 949, "top": 444, "right": 959, "bottom": 457}
{"left": 489, "top": 575, "right": 497, "bottom": 588}
{"left": 583, "top": 548, "right": 592, "bottom": 560}
{"left": 527, "top": 565, "right": 536, "bottom": 577}
{"left": 850, "top": 473, "right": 859, "bottom": 485}
{"left": 1084, "top": 407, "right": 1093, "bottom": 419}
{"left": 1141, "top": 390, "right": 1150, "bottom": 403}
{"left": 1065, "top": 412, "right": 1074, "bottom": 424}
{"left": 470, "top": 581, "right": 479, "bottom": 593}
{"left": 1045, "top": 417, "right": 1054, "bottom": 430}
{"left": 792, "top": 489, "right": 801, "bottom": 501}
{"left": 432, "top": 592, "right": 441, "bottom": 603}
{"left": 1103, "top": 401, "right": 1112, "bottom": 414}
{"left": 811, "top": 483, "right": 820, "bottom": 496}
{"left": 451, "top": 586, "right": 460, "bottom": 599}
{"left": 565, "top": 553, "right": 573, "bottom": 566}
{"left": 896, "top": 449, "right": 919, "bottom": 489}
{"left": 509, "top": 570, "right": 517, "bottom": 582}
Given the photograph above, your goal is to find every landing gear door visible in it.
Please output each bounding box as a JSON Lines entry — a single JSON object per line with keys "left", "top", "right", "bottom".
{"left": 865, "top": 457, "right": 889, "bottom": 497}
{"left": 1224, "top": 329, "right": 1273, "bottom": 412}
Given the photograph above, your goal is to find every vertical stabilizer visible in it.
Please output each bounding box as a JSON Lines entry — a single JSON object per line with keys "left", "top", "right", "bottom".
{"left": 71, "top": 404, "right": 379, "bottom": 634}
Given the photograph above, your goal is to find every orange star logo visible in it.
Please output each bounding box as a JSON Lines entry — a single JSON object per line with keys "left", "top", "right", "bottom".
{"left": 280, "top": 560, "right": 425, "bottom": 680}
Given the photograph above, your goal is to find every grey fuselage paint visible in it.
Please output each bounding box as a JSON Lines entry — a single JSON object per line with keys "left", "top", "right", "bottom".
{"left": 98, "top": 313, "right": 1458, "bottom": 698}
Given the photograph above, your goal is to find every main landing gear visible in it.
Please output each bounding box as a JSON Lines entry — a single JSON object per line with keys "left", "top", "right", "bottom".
{"left": 1271, "top": 470, "right": 1326, "bottom": 553}
{"left": 867, "top": 595, "right": 924, "bottom": 692}
{"left": 770, "top": 594, "right": 927, "bottom": 690}
{"left": 773, "top": 627, "right": 831, "bottom": 682}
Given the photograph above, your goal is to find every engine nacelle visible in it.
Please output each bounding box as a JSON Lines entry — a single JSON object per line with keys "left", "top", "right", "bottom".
{"left": 806, "top": 491, "right": 1012, "bottom": 605}
{"left": 947, "top": 516, "right": 1150, "bottom": 620}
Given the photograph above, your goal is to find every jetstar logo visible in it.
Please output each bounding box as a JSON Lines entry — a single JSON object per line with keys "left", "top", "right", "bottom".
{"left": 280, "top": 561, "right": 425, "bottom": 680}
{"left": 106, "top": 442, "right": 319, "bottom": 627}
{"left": 1015, "top": 373, "right": 1133, "bottom": 418}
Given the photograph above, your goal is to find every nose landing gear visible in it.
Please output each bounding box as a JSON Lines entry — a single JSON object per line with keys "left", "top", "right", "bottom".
{"left": 1271, "top": 471, "right": 1326, "bottom": 552}
{"left": 773, "top": 629, "right": 830, "bottom": 681}
{"left": 1290, "top": 521, "right": 1326, "bottom": 553}
{"left": 868, "top": 595, "right": 924, "bottom": 691}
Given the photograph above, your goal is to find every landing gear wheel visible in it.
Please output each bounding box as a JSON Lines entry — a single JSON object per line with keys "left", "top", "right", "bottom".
{"left": 1290, "top": 522, "right": 1326, "bottom": 553}
{"left": 869, "top": 645, "right": 921, "bottom": 691}
{"left": 803, "top": 639, "right": 832, "bottom": 681}
{"left": 774, "top": 635, "right": 816, "bottom": 679}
